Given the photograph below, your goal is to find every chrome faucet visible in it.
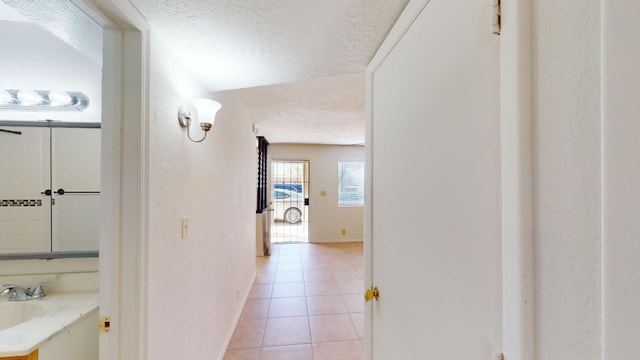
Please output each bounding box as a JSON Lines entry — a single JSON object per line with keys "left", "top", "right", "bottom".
{"left": 1, "top": 282, "right": 51, "bottom": 301}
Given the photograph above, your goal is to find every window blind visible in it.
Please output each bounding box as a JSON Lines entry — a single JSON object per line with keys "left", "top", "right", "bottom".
{"left": 338, "top": 161, "right": 364, "bottom": 206}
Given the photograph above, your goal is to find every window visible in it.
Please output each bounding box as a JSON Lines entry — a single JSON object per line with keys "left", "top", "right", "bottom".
{"left": 338, "top": 161, "right": 365, "bottom": 206}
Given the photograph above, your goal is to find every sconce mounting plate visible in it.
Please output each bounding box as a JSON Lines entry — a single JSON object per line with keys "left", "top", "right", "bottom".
{"left": 178, "top": 105, "right": 191, "bottom": 128}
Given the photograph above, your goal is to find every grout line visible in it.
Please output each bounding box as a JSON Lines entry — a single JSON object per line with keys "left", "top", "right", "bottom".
{"left": 226, "top": 242, "right": 363, "bottom": 359}
{"left": 306, "top": 296, "right": 314, "bottom": 359}
{"left": 257, "top": 281, "right": 275, "bottom": 356}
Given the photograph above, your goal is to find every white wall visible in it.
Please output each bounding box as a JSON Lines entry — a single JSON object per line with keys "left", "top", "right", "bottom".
{"left": 269, "top": 144, "right": 364, "bottom": 243}
{"left": 602, "top": 1, "right": 640, "bottom": 358}
{"left": 531, "top": 1, "right": 601, "bottom": 358}
{"left": 146, "top": 33, "right": 257, "bottom": 360}
{"left": 0, "top": 21, "right": 102, "bottom": 123}
{"left": 0, "top": 262, "right": 98, "bottom": 294}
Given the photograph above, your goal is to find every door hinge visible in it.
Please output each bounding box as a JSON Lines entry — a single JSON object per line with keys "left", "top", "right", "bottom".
{"left": 491, "top": 0, "right": 501, "bottom": 35}
{"left": 99, "top": 316, "right": 111, "bottom": 334}
{"left": 364, "top": 286, "right": 380, "bottom": 302}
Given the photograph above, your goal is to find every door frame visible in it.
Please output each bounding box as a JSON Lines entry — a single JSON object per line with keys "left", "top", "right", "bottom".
{"left": 364, "top": 1, "right": 534, "bottom": 359}
{"left": 78, "top": 0, "right": 151, "bottom": 359}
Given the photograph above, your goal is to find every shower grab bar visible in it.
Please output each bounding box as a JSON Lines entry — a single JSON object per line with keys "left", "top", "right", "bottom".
{"left": 55, "top": 189, "right": 100, "bottom": 195}
{"left": 41, "top": 189, "right": 100, "bottom": 196}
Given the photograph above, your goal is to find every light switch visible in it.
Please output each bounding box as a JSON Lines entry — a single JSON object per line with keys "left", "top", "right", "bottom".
{"left": 181, "top": 216, "right": 189, "bottom": 239}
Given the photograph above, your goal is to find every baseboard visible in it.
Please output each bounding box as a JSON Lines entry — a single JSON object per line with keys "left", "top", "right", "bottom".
{"left": 216, "top": 271, "right": 257, "bottom": 360}
{"left": 311, "top": 238, "right": 364, "bottom": 244}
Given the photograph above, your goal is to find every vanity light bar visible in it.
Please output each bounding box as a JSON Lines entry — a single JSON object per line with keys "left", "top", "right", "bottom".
{"left": 0, "top": 89, "right": 89, "bottom": 111}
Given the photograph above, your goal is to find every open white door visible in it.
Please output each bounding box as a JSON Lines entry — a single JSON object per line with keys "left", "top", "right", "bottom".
{"left": 366, "top": 0, "right": 501, "bottom": 358}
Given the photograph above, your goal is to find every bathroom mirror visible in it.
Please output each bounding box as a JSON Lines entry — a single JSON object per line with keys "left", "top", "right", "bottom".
{"left": 0, "top": 121, "right": 100, "bottom": 259}
{"left": 0, "top": 0, "right": 103, "bottom": 259}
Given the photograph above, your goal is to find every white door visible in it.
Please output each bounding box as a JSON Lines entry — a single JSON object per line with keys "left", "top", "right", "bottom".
{"left": 367, "top": 1, "right": 501, "bottom": 358}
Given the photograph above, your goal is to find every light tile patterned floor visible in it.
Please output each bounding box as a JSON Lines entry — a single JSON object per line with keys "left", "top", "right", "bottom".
{"left": 224, "top": 242, "right": 364, "bottom": 360}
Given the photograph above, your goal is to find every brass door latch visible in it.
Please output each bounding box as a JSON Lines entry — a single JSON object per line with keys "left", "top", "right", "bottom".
{"left": 99, "top": 316, "right": 111, "bottom": 334}
{"left": 364, "top": 287, "right": 380, "bottom": 302}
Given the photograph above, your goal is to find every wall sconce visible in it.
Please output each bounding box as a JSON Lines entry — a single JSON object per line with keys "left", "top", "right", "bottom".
{"left": 0, "top": 89, "right": 89, "bottom": 111}
{"left": 178, "top": 98, "right": 222, "bottom": 143}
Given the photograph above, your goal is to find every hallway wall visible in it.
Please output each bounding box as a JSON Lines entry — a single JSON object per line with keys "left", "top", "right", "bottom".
{"left": 146, "top": 33, "right": 257, "bottom": 360}
{"left": 531, "top": 0, "right": 601, "bottom": 358}
{"left": 602, "top": 0, "right": 640, "bottom": 357}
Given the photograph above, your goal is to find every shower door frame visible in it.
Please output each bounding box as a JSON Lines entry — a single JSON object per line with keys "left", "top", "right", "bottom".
{"left": 0, "top": 120, "right": 101, "bottom": 260}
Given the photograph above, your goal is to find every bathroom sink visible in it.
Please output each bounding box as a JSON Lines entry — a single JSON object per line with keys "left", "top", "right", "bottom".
{"left": 0, "top": 301, "right": 47, "bottom": 331}
{"left": 0, "top": 292, "right": 98, "bottom": 357}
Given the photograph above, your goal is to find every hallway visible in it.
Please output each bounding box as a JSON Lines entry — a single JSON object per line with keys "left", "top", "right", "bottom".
{"left": 224, "top": 242, "right": 364, "bottom": 360}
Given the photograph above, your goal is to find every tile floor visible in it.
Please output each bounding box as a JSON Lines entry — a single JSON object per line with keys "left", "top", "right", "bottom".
{"left": 224, "top": 242, "right": 365, "bottom": 360}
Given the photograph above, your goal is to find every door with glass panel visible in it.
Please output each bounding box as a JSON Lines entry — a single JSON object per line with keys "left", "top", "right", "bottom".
{"left": 271, "top": 160, "right": 309, "bottom": 243}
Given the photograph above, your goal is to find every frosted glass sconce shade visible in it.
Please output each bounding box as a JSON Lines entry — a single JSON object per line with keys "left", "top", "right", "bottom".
{"left": 178, "top": 98, "right": 222, "bottom": 143}
{"left": 0, "top": 89, "right": 89, "bottom": 111}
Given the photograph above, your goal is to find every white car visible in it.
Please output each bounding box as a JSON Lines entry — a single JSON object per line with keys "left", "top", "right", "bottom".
{"left": 272, "top": 189, "right": 304, "bottom": 224}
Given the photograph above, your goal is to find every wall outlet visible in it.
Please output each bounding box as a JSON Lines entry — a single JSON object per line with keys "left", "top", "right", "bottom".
{"left": 341, "top": 229, "right": 346, "bottom": 235}
{"left": 181, "top": 216, "right": 189, "bottom": 239}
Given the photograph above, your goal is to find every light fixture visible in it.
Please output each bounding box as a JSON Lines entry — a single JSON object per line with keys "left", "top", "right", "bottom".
{"left": 17, "top": 90, "right": 42, "bottom": 106}
{"left": 48, "top": 90, "right": 72, "bottom": 106}
{"left": 0, "top": 90, "right": 12, "bottom": 105}
{"left": 178, "top": 98, "right": 221, "bottom": 143}
{"left": 0, "top": 89, "right": 89, "bottom": 111}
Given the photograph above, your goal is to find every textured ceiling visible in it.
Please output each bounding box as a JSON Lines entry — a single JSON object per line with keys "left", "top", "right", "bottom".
{"left": 3, "top": 0, "right": 407, "bottom": 144}
{"left": 128, "top": 0, "right": 408, "bottom": 143}
{"left": 226, "top": 72, "right": 365, "bottom": 144}
{"left": 130, "top": 0, "right": 407, "bottom": 91}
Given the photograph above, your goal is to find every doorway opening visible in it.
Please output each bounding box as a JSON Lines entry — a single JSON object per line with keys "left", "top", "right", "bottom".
{"left": 271, "top": 160, "right": 309, "bottom": 243}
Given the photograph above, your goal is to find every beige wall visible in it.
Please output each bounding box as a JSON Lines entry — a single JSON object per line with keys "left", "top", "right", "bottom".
{"left": 146, "top": 33, "right": 257, "bottom": 360}
{"left": 602, "top": 0, "right": 640, "bottom": 357}
{"left": 269, "top": 144, "right": 364, "bottom": 243}
{"left": 531, "top": 0, "right": 601, "bottom": 358}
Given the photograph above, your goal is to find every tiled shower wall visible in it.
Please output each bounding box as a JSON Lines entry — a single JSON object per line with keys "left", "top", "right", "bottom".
{"left": 0, "top": 126, "right": 50, "bottom": 253}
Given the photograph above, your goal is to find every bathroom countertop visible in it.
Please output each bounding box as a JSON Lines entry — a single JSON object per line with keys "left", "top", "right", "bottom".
{"left": 0, "top": 291, "right": 98, "bottom": 357}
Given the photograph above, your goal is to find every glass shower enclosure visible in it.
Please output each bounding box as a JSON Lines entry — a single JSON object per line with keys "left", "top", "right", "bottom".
{"left": 0, "top": 120, "right": 100, "bottom": 258}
